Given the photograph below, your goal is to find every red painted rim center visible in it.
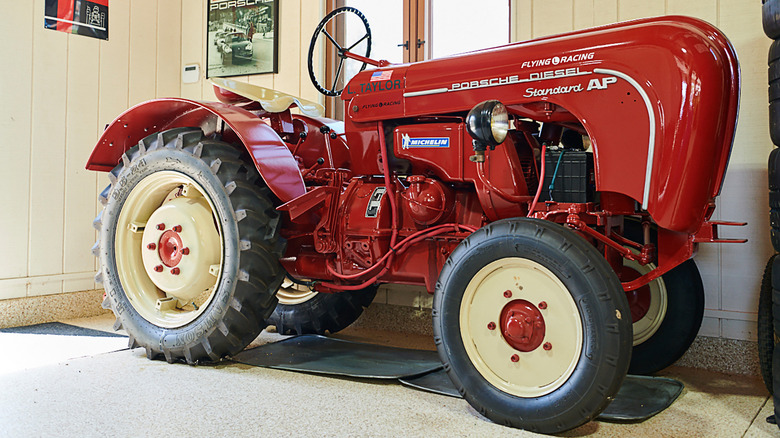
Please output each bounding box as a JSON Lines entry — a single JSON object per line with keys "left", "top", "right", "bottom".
{"left": 158, "top": 230, "right": 184, "bottom": 267}
{"left": 622, "top": 266, "right": 651, "bottom": 323}
{"left": 500, "top": 299, "right": 546, "bottom": 352}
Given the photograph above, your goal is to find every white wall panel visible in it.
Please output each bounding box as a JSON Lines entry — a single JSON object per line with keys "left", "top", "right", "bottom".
{"left": 573, "top": 0, "right": 595, "bottom": 30}
{"left": 63, "top": 36, "right": 100, "bottom": 294}
{"left": 699, "top": 316, "right": 720, "bottom": 338}
{"left": 532, "top": 0, "right": 573, "bottom": 37}
{"left": 511, "top": 0, "right": 533, "bottom": 42}
{"left": 0, "top": 0, "right": 184, "bottom": 300}
{"left": 96, "top": 1, "right": 132, "bottom": 279}
{"left": 157, "top": 1, "right": 183, "bottom": 98}
{"left": 129, "top": 0, "right": 159, "bottom": 106}
{"left": 276, "top": 0, "right": 302, "bottom": 96}
{"left": 717, "top": 1, "right": 774, "bottom": 333}
{"left": 666, "top": 0, "right": 717, "bottom": 25}
{"left": 29, "top": 0, "right": 67, "bottom": 288}
{"left": 592, "top": 0, "right": 617, "bottom": 26}
{"left": 0, "top": 2, "right": 33, "bottom": 282}
{"left": 300, "top": 1, "right": 325, "bottom": 103}
{"left": 181, "top": 0, "right": 204, "bottom": 100}
{"left": 617, "top": 0, "right": 663, "bottom": 21}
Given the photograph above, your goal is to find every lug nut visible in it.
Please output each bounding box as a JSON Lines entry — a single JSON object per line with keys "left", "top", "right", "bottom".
{"left": 181, "top": 247, "right": 190, "bottom": 255}
{"left": 510, "top": 354, "right": 519, "bottom": 363}
{"left": 487, "top": 322, "right": 496, "bottom": 330}
{"left": 543, "top": 342, "right": 552, "bottom": 351}
{"left": 172, "top": 225, "right": 182, "bottom": 232}
{"left": 147, "top": 243, "right": 156, "bottom": 250}
{"left": 156, "top": 223, "right": 165, "bottom": 230}
{"left": 154, "top": 265, "right": 163, "bottom": 272}
{"left": 503, "top": 290, "right": 512, "bottom": 298}
{"left": 171, "top": 267, "right": 180, "bottom": 275}
{"left": 538, "top": 301, "right": 548, "bottom": 310}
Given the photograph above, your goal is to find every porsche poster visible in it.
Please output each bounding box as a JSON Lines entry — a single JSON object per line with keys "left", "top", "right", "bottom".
{"left": 207, "top": 0, "right": 278, "bottom": 78}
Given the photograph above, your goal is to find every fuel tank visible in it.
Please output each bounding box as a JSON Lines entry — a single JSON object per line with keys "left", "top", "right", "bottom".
{"left": 342, "top": 16, "right": 739, "bottom": 234}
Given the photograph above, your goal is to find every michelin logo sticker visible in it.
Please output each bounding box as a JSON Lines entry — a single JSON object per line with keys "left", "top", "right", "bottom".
{"left": 402, "top": 134, "right": 450, "bottom": 149}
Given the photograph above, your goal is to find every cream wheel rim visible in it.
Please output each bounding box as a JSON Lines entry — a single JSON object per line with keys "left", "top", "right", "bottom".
{"left": 624, "top": 257, "right": 667, "bottom": 346}
{"left": 460, "top": 257, "right": 583, "bottom": 398}
{"left": 276, "top": 277, "right": 318, "bottom": 305}
{"left": 114, "top": 171, "right": 223, "bottom": 328}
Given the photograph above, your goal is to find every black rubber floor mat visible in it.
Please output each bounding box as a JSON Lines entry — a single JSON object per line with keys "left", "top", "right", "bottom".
{"left": 599, "top": 374, "right": 684, "bottom": 422}
{"left": 231, "top": 334, "right": 442, "bottom": 379}
{"left": 399, "top": 369, "right": 460, "bottom": 398}
{"left": 0, "top": 322, "right": 125, "bottom": 338}
{"left": 399, "top": 370, "right": 683, "bottom": 422}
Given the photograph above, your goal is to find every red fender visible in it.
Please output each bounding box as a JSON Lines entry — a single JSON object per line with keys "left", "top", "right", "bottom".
{"left": 85, "top": 98, "right": 305, "bottom": 203}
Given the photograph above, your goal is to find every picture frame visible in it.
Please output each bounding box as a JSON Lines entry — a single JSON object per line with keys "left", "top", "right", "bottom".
{"left": 207, "top": 0, "right": 278, "bottom": 78}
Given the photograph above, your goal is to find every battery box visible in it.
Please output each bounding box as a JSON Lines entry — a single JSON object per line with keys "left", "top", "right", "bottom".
{"left": 540, "top": 149, "right": 595, "bottom": 203}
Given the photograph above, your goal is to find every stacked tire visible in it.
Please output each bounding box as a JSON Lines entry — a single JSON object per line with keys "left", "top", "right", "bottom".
{"left": 762, "top": 0, "right": 780, "bottom": 427}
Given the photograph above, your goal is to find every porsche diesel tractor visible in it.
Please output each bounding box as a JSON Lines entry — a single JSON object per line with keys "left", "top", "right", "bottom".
{"left": 87, "top": 9, "right": 743, "bottom": 433}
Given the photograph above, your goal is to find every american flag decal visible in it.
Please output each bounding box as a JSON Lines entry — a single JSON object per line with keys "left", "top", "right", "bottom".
{"left": 370, "top": 70, "right": 393, "bottom": 82}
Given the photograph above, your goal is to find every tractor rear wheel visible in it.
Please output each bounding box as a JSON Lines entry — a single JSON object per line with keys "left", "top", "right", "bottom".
{"left": 433, "top": 218, "right": 632, "bottom": 434}
{"left": 268, "top": 278, "right": 377, "bottom": 335}
{"left": 623, "top": 220, "right": 704, "bottom": 375}
{"left": 93, "top": 127, "right": 285, "bottom": 363}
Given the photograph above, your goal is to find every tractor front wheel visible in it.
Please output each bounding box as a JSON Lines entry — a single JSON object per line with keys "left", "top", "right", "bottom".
{"left": 433, "top": 218, "right": 632, "bottom": 434}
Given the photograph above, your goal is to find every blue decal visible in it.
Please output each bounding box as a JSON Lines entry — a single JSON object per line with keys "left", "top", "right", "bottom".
{"left": 402, "top": 136, "right": 450, "bottom": 149}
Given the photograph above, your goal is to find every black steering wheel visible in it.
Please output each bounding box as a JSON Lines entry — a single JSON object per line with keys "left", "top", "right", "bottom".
{"left": 307, "top": 7, "right": 372, "bottom": 97}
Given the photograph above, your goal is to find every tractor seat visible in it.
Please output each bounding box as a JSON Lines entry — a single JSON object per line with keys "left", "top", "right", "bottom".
{"left": 211, "top": 77, "right": 325, "bottom": 118}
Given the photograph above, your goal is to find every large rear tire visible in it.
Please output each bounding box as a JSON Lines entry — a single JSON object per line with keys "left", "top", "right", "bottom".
{"left": 94, "top": 127, "right": 285, "bottom": 364}
{"left": 623, "top": 220, "right": 705, "bottom": 375}
{"left": 433, "top": 218, "right": 632, "bottom": 434}
{"left": 268, "top": 279, "right": 377, "bottom": 335}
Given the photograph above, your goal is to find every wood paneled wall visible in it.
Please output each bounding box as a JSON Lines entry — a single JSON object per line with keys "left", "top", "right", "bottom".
{"left": 0, "top": 1, "right": 183, "bottom": 300}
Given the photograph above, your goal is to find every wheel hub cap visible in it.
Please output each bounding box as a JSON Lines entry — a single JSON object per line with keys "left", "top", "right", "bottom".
{"left": 500, "top": 300, "right": 546, "bottom": 352}
{"left": 158, "top": 230, "right": 184, "bottom": 267}
{"left": 141, "top": 197, "right": 221, "bottom": 303}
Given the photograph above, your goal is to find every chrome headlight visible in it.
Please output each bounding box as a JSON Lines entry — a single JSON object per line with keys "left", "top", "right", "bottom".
{"left": 245, "top": 42, "right": 253, "bottom": 51}
{"left": 466, "top": 100, "right": 509, "bottom": 147}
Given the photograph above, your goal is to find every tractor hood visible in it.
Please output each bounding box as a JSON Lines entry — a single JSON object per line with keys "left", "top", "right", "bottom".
{"left": 342, "top": 15, "right": 739, "bottom": 234}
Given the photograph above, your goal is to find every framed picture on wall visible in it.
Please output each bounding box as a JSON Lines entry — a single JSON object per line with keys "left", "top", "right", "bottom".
{"left": 207, "top": 0, "right": 278, "bottom": 78}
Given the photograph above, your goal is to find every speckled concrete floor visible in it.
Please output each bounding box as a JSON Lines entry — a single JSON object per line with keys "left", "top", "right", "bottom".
{"left": 0, "top": 314, "right": 776, "bottom": 437}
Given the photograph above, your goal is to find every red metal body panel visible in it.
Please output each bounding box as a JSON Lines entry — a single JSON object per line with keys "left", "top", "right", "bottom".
{"left": 85, "top": 98, "right": 305, "bottom": 203}
{"left": 341, "top": 16, "right": 739, "bottom": 234}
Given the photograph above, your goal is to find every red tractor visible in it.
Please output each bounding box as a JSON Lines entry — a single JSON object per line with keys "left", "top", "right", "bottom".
{"left": 87, "top": 9, "right": 743, "bottom": 433}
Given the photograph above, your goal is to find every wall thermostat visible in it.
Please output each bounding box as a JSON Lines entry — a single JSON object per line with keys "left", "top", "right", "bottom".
{"left": 182, "top": 64, "right": 200, "bottom": 84}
